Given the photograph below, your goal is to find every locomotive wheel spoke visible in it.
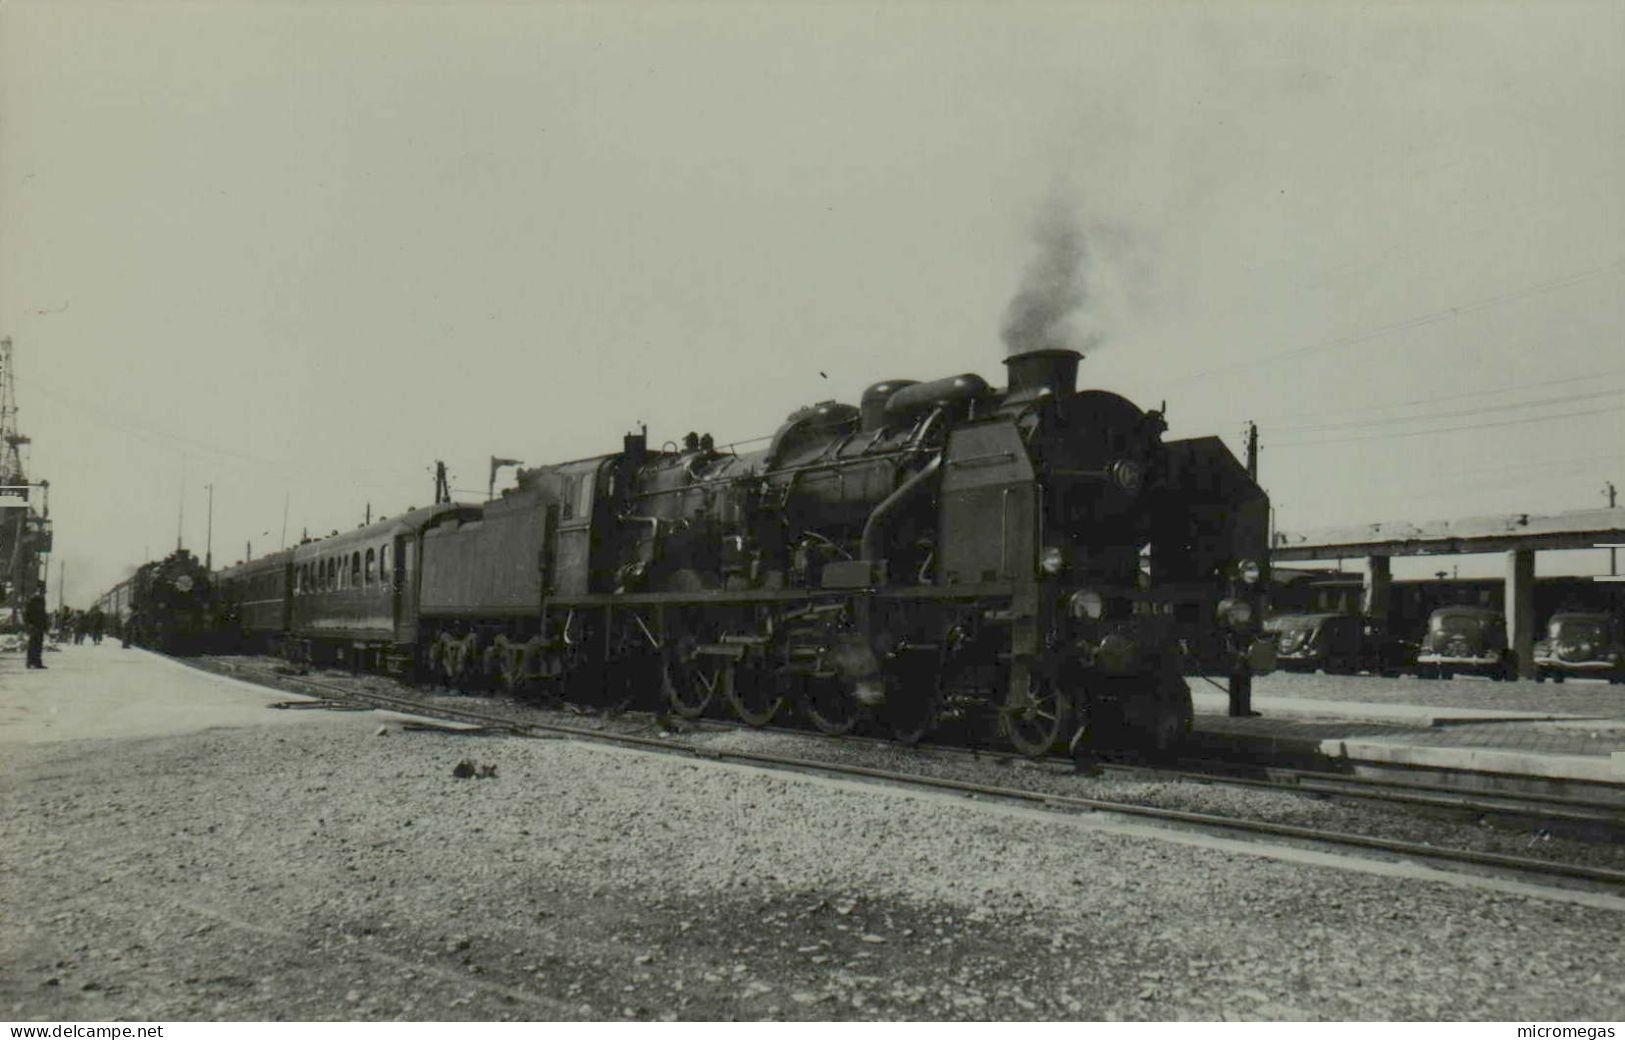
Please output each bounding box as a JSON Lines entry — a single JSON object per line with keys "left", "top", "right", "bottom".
{"left": 664, "top": 655, "right": 721, "bottom": 719}
{"left": 726, "top": 664, "right": 784, "bottom": 728}
{"left": 802, "top": 676, "right": 861, "bottom": 736}
{"left": 1004, "top": 674, "right": 1072, "bottom": 758}
{"left": 501, "top": 642, "right": 529, "bottom": 693}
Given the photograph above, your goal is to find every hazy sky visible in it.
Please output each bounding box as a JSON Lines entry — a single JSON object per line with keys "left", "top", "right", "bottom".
{"left": 3, "top": 0, "right": 1622, "bottom": 605}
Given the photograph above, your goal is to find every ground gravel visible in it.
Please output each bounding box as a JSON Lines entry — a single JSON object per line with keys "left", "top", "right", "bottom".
{"left": 211, "top": 658, "right": 1625, "bottom": 875}
{"left": 5, "top": 699, "right": 1624, "bottom": 1022}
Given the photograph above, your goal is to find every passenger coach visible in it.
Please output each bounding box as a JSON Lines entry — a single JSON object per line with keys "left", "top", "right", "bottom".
{"left": 283, "top": 504, "right": 477, "bottom": 669}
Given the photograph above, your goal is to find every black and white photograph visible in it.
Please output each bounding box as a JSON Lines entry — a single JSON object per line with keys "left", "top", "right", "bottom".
{"left": 2, "top": 0, "right": 1623, "bottom": 1028}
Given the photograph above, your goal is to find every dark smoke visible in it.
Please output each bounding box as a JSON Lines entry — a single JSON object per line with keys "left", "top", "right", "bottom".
{"left": 1000, "top": 205, "right": 1102, "bottom": 356}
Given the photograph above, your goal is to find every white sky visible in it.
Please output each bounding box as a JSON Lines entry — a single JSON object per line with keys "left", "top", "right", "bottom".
{"left": 3, "top": 0, "right": 1622, "bottom": 606}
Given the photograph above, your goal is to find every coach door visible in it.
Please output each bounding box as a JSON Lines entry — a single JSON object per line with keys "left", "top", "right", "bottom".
{"left": 391, "top": 534, "right": 408, "bottom": 627}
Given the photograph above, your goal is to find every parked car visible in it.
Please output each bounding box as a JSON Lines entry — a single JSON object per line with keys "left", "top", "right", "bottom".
{"left": 1264, "top": 612, "right": 1414, "bottom": 676}
{"left": 1416, "top": 605, "right": 1514, "bottom": 680}
{"left": 1533, "top": 612, "right": 1625, "bottom": 684}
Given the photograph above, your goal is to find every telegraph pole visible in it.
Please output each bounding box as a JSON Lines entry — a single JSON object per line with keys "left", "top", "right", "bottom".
{"left": 205, "top": 483, "right": 214, "bottom": 569}
{"left": 1244, "top": 421, "right": 1259, "bottom": 481}
{"left": 1608, "top": 482, "right": 1618, "bottom": 576}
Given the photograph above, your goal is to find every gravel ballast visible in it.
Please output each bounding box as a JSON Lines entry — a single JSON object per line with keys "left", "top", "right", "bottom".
{"left": 6, "top": 701, "right": 1625, "bottom": 1021}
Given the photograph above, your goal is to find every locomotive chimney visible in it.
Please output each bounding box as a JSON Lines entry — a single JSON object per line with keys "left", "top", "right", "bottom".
{"left": 1003, "top": 348, "right": 1082, "bottom": 398}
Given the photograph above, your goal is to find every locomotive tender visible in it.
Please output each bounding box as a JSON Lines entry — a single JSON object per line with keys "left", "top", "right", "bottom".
{"left": 215, "top": 347, "right": 1273, "bottom": 755}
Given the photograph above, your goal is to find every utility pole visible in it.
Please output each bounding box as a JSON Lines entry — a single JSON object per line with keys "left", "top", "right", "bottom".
{"left": 1608, "top": 482, "right": 1618, "bottom": 576}
{"left": 205, "top": 483, "right": 214, "bottom": 570}
{"left": 1244, "top": 421, "right": 1259, "bottom": 482}
{"left": 176, "top": 456, "right": 187, "bottom": 554}
{"left": 58, "top": 559, "right": 65, "bottom": 611}
{"left": 434, "top": 461, "right": 450, "bottom": 505}
{"left": 365, "top": 502, "right": 371, "bottom": 526}
{"left": 280, "top": 493, "right": 290, "bottom": 550}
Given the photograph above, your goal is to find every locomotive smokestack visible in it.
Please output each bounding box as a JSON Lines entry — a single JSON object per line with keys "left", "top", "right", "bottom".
{"left": 1003, "top": 348, "right": 1082, "bottom": 398}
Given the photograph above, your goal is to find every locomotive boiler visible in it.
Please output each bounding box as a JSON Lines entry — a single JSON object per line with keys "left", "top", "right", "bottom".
{"left": 410, "top": 346, "right": 1274, "bottom": 755}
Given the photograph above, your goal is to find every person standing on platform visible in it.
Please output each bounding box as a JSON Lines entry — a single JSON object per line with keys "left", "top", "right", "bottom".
{"left": 23, "top": 591, "right": 48, "bottom": 669}
{"left": 87, "top": 605, "right": 106, "bottom": 645}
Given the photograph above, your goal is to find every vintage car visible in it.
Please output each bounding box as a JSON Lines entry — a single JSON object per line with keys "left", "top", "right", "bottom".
{"left": 1264, "top": 612, "right": 1414, "bottom": 676}
{"left": 1416, "top": 605, "right": 1514, "bottom": 680}
{"left": 1533, "top": 612, "right": 1625, "bottom": 684}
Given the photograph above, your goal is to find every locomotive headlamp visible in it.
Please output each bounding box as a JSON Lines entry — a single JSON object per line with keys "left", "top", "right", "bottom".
{"left": 1238, "top": 559, "right": 1262, "bottom": 585}
{"left": 1069, "top": 589, "right": 1106, "bottom": 621}
{"left": 1217, "top": 597, "right": 1254, "bottom": 627}
{"left": 1040, "top": 546, "right": 1067, "bottom": 576}
{"left": 1110, "top": 459, "right": 1144, "bottom": 493}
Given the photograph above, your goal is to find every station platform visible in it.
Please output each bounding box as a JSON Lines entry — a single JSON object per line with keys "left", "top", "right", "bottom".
{"left": 1189, "top": 674, "right": 1625, "bottom": 798}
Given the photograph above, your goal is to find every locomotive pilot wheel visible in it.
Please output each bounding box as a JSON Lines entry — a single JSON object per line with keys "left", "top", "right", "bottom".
{"left": 1003, "top": 673, "right": 1073, "bottom": 758}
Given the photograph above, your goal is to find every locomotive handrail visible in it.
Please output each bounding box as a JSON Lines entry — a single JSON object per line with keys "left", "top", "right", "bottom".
{"left": 630, "top": 448, "right": 921, "bottom": 501}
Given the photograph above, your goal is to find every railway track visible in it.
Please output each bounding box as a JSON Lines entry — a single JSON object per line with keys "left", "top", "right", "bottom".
{"left": 195, "top": 655, "right": 1625, "bottom": 891}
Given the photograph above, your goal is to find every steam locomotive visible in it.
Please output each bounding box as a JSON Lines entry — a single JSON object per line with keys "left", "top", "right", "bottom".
{"left": 203, "top": 347, "right": 1271, "bottom": 756}
{"left": 94, "top": 548, "right": 215, "bottom": 654}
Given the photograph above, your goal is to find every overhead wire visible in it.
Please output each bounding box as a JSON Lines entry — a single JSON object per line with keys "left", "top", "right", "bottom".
{"left": 1272, "top": 385, "right": 1625, "bottom": 435}
{"left": 1250, "top": 365, "right": 1625, "bottom": 426}
{"left": 1269, "top": 402, "right": 1625, "bottom": 448}
{"left": 1168, "top": 257, "right": 1625, "bottom": 386}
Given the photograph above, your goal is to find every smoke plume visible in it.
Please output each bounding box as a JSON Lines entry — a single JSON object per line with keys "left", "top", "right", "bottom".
{"left": 1000, "top": 204, "right": 1102, "bottom": 356}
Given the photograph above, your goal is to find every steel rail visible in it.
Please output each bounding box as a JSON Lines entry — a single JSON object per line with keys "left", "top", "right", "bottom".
{"left": 211, "top": 660, "right": 1625, "bottom": 889}
{"left": 218, "top": 655, "right": 1625, "bottom": 826}
{"left": 1112, "top": 762, "right": 1625, "bottom": 828}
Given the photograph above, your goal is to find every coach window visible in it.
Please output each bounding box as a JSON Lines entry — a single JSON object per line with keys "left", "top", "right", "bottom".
{"left": 327, "top": 558, "right": 336, "bottom": 590}
{"left": 365, "top": 548, "right": 375, "bottom": 585}
{"left": 381, "top": 544, "right": 391, "bottom": 584}
{"left": 351, "top": 551, "right": 361, "bottom": 586}
{"left": 561, "top": 475, "right": 578, "bottom": 520}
